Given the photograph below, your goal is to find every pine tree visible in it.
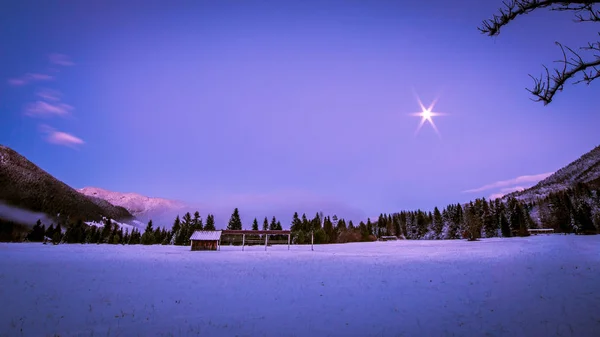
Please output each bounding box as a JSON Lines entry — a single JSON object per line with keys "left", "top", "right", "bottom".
{"left": 359, "top": 221, "right": 369, "bottom": 241}
{"left": 204, "top": 214, "right": 216, "bottom": 231}
{"left": 45, "top": 224, "right": 55, "bottom": 240}
{"left": 301, "top": 213, "right": 310, "bottom": 232}
{"left": 337, "top": 218, "right": 347, "bottom": 231}
{"left": 464, "top": 203, "right": 482, "bottom": 241}
{"left": 269, "top": 216, "right": 277, "bottom": 230}
{"left": 432, "top": 207, "right": 444, "bottom": 239}
{"left": 314, "top": 212, "right": 323, "bottom": 230}
{"left": 227, "top": 208, "right": 243, "bottom": 230}
{"left": 182, "top": 212, "right": 192, "bottom": 229}
{"left": 290, "top": 212, "right": 302, "bottom": 232}
{"left": 323, "top": 216, "right": 334, "bottom": 243}
{"left": 348, "top": 220, "right": 355, "bottom": 229}
{"left": 101, "top": 218, "right": 112, "bottom": 243}
{"left": 252, "top": 218, "right": 259, "bottom": 231}
{"left": 26, "top": 219, "right": 45, "bottom": 242}
{"left": 192, "top": 211, "right": 203, "bottom": 231}
{"left": 123, "top": 228, "right": 130, "bottom": 244}
{"left": 141, "top": 220, "right": 155, "bottom": 245}
{"left": 172, "top": 215, "right": 181, "bottom": 234}
{"left": 500, "top": 212, "right": 511, "bottom": 237}
{"left": 262, "top": 217, "right": 269, "bottom": 231}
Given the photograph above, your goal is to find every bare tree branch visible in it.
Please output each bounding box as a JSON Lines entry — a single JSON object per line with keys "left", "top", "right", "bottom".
{"left": 479, "top": 0, "right": 600, "bottom": 36}
{"left": 480, "top": 1, "right": 600, "bottom": 105}
{"left": 527, "top": 41, "right": 600, "bottom": 104}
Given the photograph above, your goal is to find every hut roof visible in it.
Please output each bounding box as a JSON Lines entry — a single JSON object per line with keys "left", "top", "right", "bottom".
{"left": 190, "top": 230, "right": 222, "bottom": 241}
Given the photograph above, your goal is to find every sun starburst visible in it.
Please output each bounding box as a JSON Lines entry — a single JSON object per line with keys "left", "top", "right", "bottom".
{"left": 409, "top": 94, "right": 447, "bottom": 137}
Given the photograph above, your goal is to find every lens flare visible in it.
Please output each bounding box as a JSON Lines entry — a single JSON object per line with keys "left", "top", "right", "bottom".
{"left": 409, "top": 94, "right": 447, "bottom": 137}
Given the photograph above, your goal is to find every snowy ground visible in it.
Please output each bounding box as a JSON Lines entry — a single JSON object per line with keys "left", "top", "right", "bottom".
{"left": 1, "top": 235, "right": 599, "bottom": 337}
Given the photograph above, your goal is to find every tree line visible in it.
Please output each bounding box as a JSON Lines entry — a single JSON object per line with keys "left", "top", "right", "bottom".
{"left": 5, "top": 181, "right": 599, "bottom": 244}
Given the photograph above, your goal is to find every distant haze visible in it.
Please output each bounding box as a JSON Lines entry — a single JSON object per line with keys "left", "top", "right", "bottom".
{"left": 0, "top": 201, "right": 53, "bottom": 226}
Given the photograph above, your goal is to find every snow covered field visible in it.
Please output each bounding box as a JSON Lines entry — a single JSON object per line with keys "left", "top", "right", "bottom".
{"left": 1, "top": 236, "right": 599, "bottom": 337}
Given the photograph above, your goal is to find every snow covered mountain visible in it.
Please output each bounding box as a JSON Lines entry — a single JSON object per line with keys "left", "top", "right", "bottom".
{"left": 77, "top": 187, "right": 187, "bottom": 224}
{"left": 506, "top": 145, "right": 600, "bottom": 202}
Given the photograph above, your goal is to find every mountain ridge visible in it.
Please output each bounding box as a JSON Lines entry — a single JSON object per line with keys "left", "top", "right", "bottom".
{"left": 0, "top": 145, "right": 133, "bottom": 225}
{"left": 506, "top": 144, "right": 600, "bottom": 202}
{"left": 77, "top": 186, "right": 187, "bottom": 223}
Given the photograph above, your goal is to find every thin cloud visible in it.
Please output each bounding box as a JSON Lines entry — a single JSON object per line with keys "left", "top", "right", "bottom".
{"left": 36, "top": 88, "right": 61, "bottom": 101}
{"left": 49, "top": 53, "right": 75, "bottom": 66}
{"left": 488, "top": 186, "right": 528, "bottom": 200}
{"left": 39, "top": 125, "right": 84, "bottom": 148}
{"left": 488, "top": 193, "right": 505, "bottom": 200}
{"left": 462, "top": 172, "right": 553, "bottom": 194}
{"left": 24, "top": 101, "right": 73, "bottom": 117}
{"left": 7, "top": 73, "right": 54, "bottom": 86}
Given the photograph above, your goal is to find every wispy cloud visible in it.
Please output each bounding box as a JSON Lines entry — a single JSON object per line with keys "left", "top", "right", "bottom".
{"left": 0, "top": 201, "right": 54, "bottom": 226}
{"left": 49, "top": 53, "right": 75, "bottom": 66}
{"left": 462, "top": 172, "right": 553, "bottom": 194}
{"left": 36, "top": 88, "right": 61, "bottom": 101}
{"left": 24, "top": 101, "right": 73, "bottom": 117}
{"left": 39, "top": 125, "right": 84, "bottom": 148}
{"left": 488, "top": 186, "right": 528, "bottom": 200}
{"left": 7, "top": 73, "right": 54, "bottom": 86}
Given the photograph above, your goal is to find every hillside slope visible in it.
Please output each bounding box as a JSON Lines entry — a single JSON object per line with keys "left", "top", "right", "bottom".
{"left": 507, "top": 145, "right": 600, "bottom": 202}
{"left": 0, "top": 145, "right": 133, "bottom": 225}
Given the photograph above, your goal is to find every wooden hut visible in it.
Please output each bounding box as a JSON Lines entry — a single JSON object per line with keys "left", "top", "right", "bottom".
{"left": 189, "top": 230, "right": 222, "bottom": 251}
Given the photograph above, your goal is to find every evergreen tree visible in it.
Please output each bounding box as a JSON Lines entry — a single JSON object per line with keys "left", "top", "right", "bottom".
{"left": 464, "top": 203, "right": 482, "bottom": 241}
{"left": 227, "top": 208, "right": 243, "bottom": 230}
{"left": 573, "top": 198, "right": 595, "bottom": 234}
{"left": 192, "top": 211, "right": 203, "bottom": 230}
{"left": 500, "top": 212, "right": 511, "bottom": 237}
{"left": 26, "top": 219, "right": 45, "bottom": 242}
{"left": 313, "top": 212, "right": 322, "bottom": 230}
{"left": 359, "top": 221, "right": 369, "bottom": 241}
{"left": 252, "top": 218, "right": 259, "bottom": 231}
{"left": 323, "top": 216, "right": 334, "bottom": 243}
{"left": 172, "top": 215, "right": 181, "bottom": 231}
{"left": 141, "top": 220, "right": 155, "bottom": 245}
{"left": 176, "top": 212, "right": 193, "bottom": 245}
{"left": 348, "top": 220, "right": 355, "bottom": 229}
{"left": 101, "top": 218, "right": 112, "bottom": 243}
{"left": 205, "top": 214, "right": 216, "bottom": 231}
{"left": 290, "top": 212, "right": 302, "bottom": 232}
{"left": 432, "top": 207, "right": 444, "bottom": 239}
{"left": 337, "top": 218, "right": 347, "bottom": 231}
{"left": 182, "top": 212, "right": 193, "bottom": 229}
{"left": 269, "top": 216, "right": 278, "bottom": 231}
{"left": 262, "top": 217, "right": 269, "bottom": 231}
{"left": 301, "top": 213, "right": 310, "bottom": 232}
{"left": 123, "top": 228, "right": 130, "bottom": 244}
{"left": 45, "top": 224, "right": 55, "bottom": 240}
{"left": 482, "top": 200, "right": 497, "bottom": 238}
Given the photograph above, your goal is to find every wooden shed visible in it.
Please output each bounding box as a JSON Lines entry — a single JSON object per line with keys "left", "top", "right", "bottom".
{"left": 189, "top": 230, "right": 222, "bottom": 251}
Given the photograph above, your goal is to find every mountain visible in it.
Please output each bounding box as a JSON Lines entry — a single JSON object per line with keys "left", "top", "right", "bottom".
{"left": 506, "top": 145, "right": 600, "bottom": 202}
{"left": 77, "top": 187, "right": 186, "bottom": 223}
{"left": 0, "top": 145, "right": 133, "bottom": 225}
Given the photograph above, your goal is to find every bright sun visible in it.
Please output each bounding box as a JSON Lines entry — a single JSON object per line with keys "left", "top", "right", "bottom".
{"left": 409, "top": 94, "right": 447, "bottom": 137}
{"left": 421, "top": 109, "right": 433, "bottom": 121}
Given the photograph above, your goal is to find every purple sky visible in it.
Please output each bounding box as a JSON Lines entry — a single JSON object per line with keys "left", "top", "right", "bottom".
{"left": 1, "top": 0, "right": 599, "bottom": 224}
